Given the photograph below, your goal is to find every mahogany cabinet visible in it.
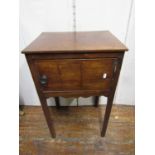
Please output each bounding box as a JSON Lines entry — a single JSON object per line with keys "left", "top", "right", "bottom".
{"left": 22, "top": 31, "right": 128, "bottom": 138}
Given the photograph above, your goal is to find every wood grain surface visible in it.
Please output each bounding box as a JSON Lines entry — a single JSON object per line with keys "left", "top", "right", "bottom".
{"left": 20, "top": 105, "right": 134, "bottom": 155}
{"left": 22, "top": 31, "right": 128, "bottom": 53}
{"left": 34, "top": 58, "right": 115, "bottom": 91}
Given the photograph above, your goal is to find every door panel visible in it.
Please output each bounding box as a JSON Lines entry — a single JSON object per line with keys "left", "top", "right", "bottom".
{"left": 35, "top": 60, "right": 81, "bottom": 91}
{"left": 82, "top": 59, "right": 114, "bottom": 89}
{"left": 34, "top": 58, "right": 117, "bottom": 91}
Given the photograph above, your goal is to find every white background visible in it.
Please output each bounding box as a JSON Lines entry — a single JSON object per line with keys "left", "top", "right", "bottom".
{"left": 19, "top": 0, "right": 135, "bottom": 106}
{"left": 0, "top": 0, "right": 155, "bottom": 155}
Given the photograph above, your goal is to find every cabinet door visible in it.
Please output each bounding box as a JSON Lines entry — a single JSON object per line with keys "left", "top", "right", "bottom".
{"left": 82, "top": 58, "right": 117, "bottom": 90}
{"left": 34, "top": 60, "right": 81, "bottom": 91}
{"left": 34, "top": 58, "right": 117, "bottom": 92}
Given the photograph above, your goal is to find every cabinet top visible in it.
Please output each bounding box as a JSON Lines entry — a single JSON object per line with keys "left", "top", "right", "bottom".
{"left": 22, "top": 31, "right": 128, "bottom": 54}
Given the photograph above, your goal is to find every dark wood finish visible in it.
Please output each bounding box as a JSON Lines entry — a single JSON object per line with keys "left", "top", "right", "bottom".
{"left": 101, "top": 57, "right": 123, "bottom": 137}
{"left": 43, "top": 90, "right": 110, "bottom": 98}
{"left": 94, "top": 96, "right": 99, "bottom": 107}
{"left": 34, "top": 58, "right": 116, "bottom": 91}
{"left": 54, "top": 97, "right": 60, "bottom": 109}
{"left": 26, "top": 56, "right": 56, "bottom": 138}
{"left": 22, "top": 31, "right": 128, "bottom": 53}
{"left": 22, "top": 31, "right": 128, "bottom": 138}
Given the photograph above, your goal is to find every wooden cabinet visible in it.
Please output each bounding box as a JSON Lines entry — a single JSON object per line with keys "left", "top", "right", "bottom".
{"left": 22, "top": 31, "right": 128, "bottom": 138}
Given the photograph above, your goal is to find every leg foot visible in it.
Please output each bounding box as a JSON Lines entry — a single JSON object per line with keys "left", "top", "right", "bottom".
{"left": 55, "top": 97, "right": 60, "bottom": 109}
{"left": 94, "top": 96, "right": 99, "bottom": 107}
{"left": 41, "top": 98, "right": 56, "bottom": 138}
{"left": 101, "top": 94, "right": 114, "bottom": 137}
